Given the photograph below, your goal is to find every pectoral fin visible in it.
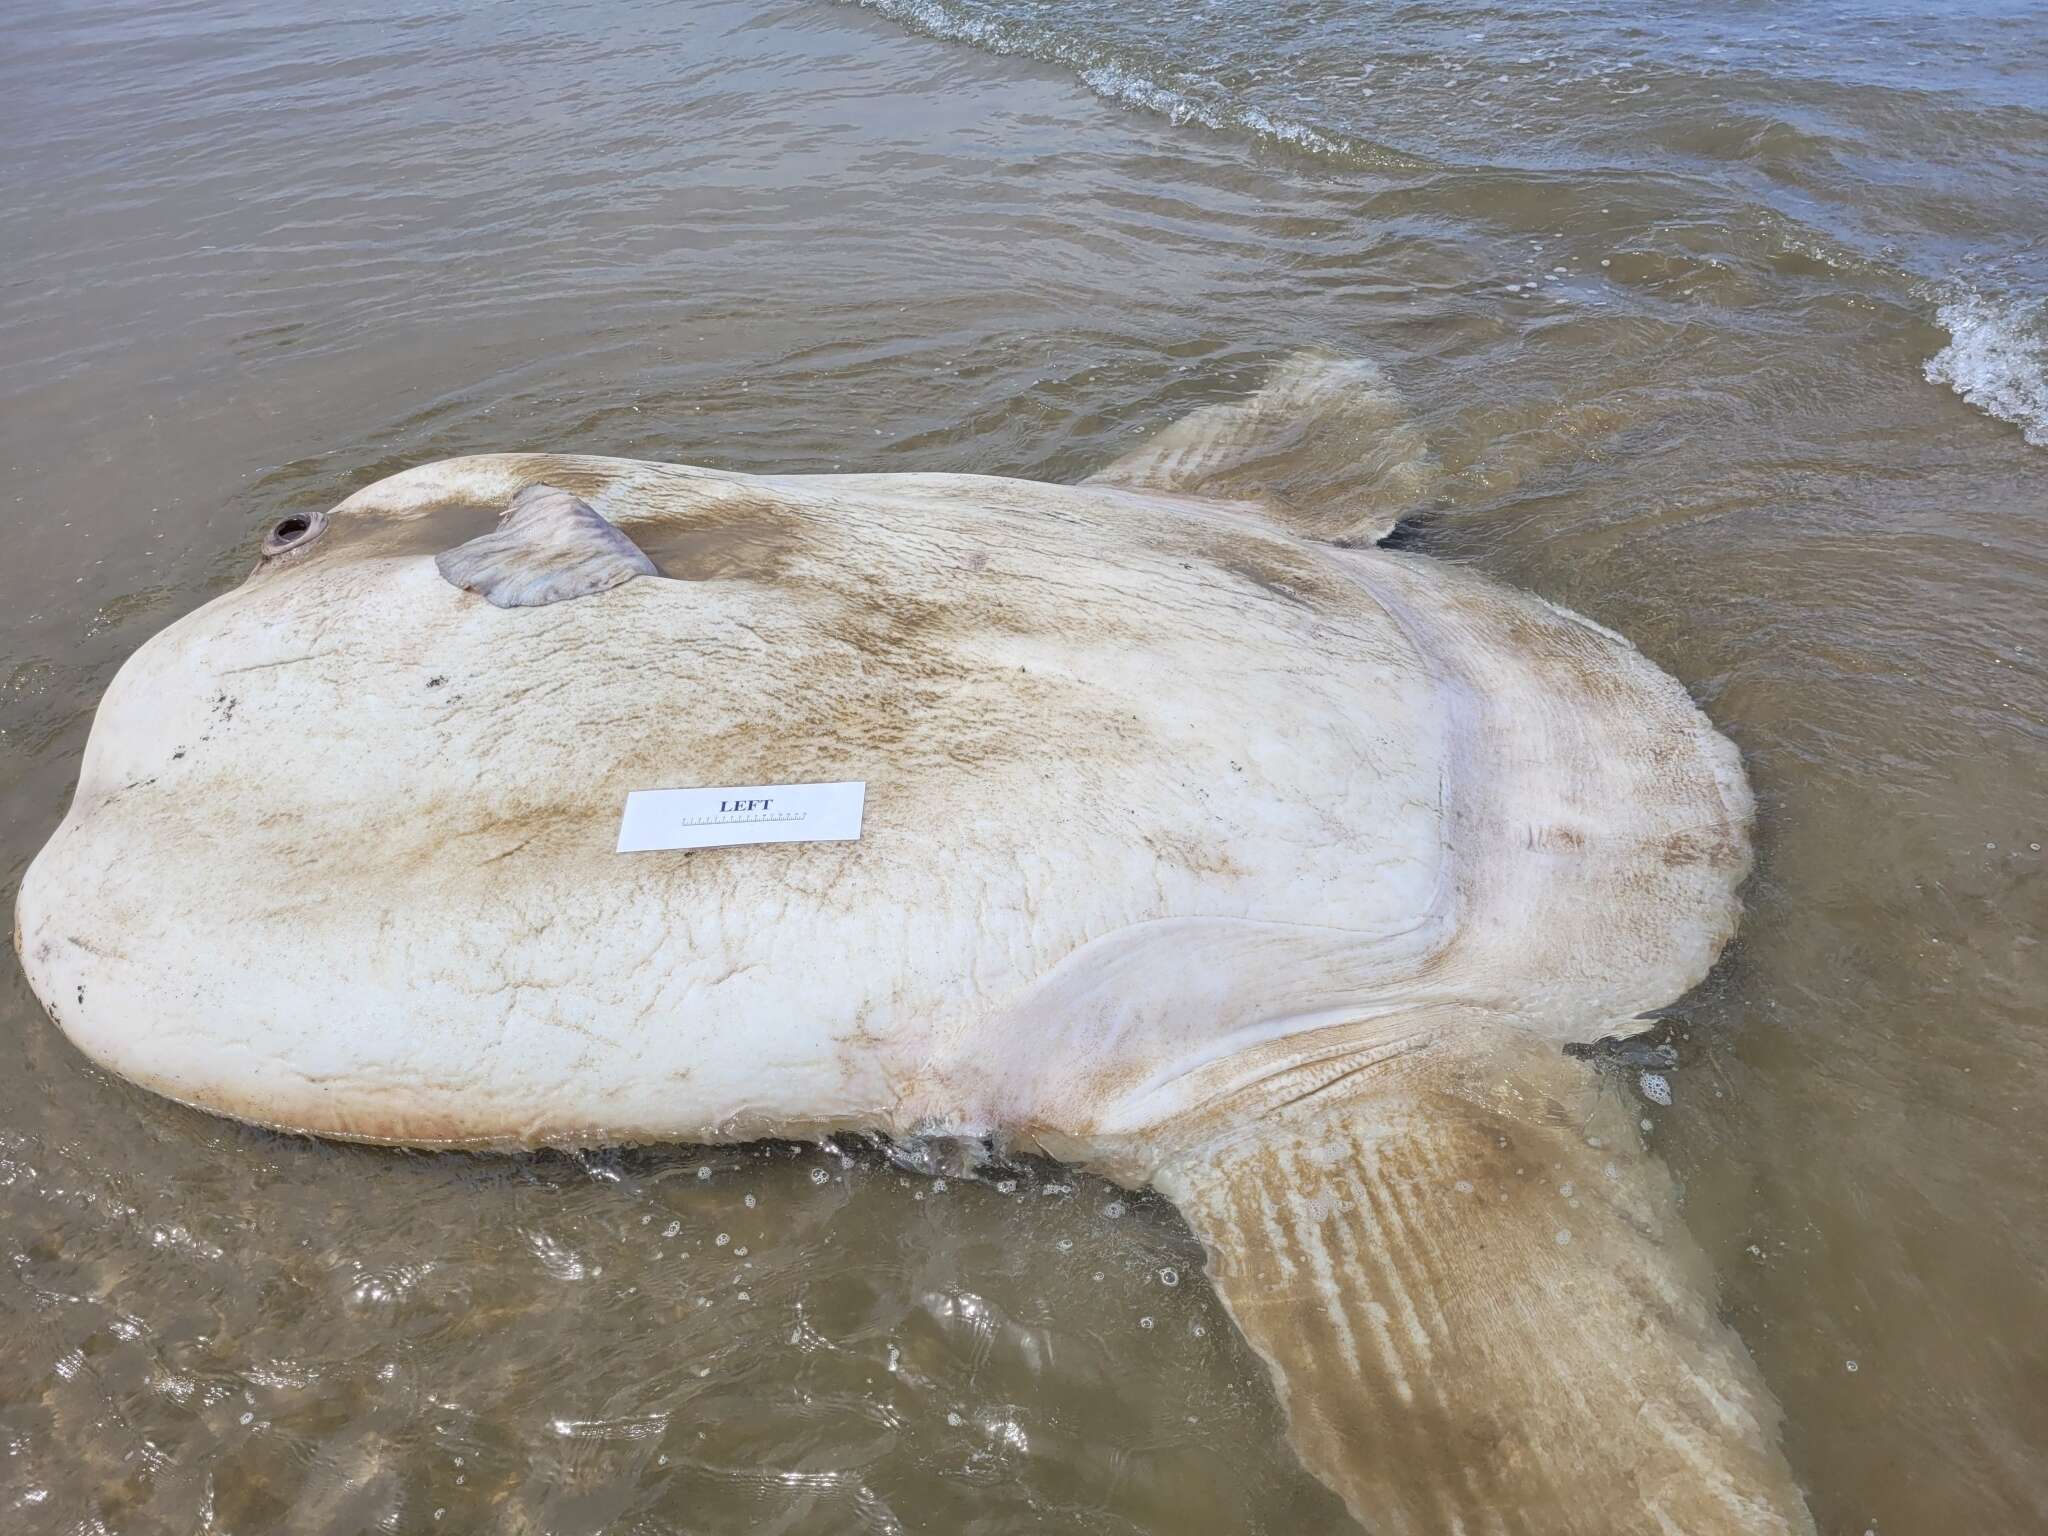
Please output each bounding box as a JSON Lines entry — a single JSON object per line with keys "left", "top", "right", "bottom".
{"left": 1084, "top": 353, "right": 1437, "bottom": 544}
{"left": 436, "top": 484, "right": 658, "bottom": 608}
{"left": 1152, "top": 1046, "right": 1813, "bottom": 1535}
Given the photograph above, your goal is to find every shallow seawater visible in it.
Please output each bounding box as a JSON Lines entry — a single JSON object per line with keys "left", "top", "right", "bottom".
{"left": 2, "top": 0, "right": 2044, "bottom": 1531}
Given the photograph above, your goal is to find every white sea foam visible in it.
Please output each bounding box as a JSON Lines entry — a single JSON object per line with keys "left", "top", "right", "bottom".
{"left": 845, "top": 0, "right": 1386, "bottom": 163}
{"left": 1079, "top": 60, "right": 1220, "bottom": 131}
{"left": 1925, "top": 288, "right": 2048, "bottom": 449}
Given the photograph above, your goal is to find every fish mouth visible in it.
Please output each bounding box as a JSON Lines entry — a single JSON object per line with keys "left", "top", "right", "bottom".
{"left": 16, "top": 833, "right": 61, "bottom": 1006}
{"left": 14, "top": 801, "right": 237, "bottom": 1122}
{"left": 15, "top": 826, "right": 130, "bottom": 1080}
{"left": 13, "top": 843, "right": 501, "bottom": 1148}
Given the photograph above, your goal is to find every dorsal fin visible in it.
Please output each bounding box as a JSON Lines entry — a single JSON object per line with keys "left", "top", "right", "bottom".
{"left": 1084, "top": 353, "right": 1437, "bottom": 545}
{"left": 435, "top": 485, "right": 658, "bottom": 608}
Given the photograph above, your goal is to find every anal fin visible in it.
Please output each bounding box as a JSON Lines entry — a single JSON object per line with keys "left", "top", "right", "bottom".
{"left": 1152, "top": 1045, "right": 1813, "bottom": 1534}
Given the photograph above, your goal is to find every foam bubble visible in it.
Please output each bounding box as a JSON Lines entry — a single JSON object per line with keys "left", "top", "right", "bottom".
{"left": 1925, "top": 288, "right": 2048, "bottom": 449}
{"left": 841, "top": 0, "right": 1415, "bottom": 166}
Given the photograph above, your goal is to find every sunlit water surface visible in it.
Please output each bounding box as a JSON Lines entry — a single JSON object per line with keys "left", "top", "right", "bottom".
{"left": 2, "top": 0, "right": 2044, "bottom": 1530}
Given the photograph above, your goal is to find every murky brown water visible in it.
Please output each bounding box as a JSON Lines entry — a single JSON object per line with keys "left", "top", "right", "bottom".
{"left": 4, "top": 0, "right": 2045, "bottom": 1530}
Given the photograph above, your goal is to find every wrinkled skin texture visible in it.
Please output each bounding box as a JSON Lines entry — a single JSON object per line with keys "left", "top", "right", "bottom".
{"left": 14, "top": 366, "right": 1810, "bottom": 1531}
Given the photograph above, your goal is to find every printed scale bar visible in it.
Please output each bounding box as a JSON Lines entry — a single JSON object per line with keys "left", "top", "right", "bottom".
{"left": 617, "top": 781, "right": 866, "bottom": 852}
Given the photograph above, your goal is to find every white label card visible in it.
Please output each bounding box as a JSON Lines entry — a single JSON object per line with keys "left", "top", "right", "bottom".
{"left": 616, "top": 781, "right": 866, "bottom": 853}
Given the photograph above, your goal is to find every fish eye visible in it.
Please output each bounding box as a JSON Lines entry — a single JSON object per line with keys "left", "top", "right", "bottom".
{"left": 261, "top": 510, "right": 327, "bottom": 558}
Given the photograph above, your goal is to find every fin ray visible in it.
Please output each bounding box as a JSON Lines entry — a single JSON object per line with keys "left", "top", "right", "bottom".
{"left": 435, "top": 485, "right": 657, "bottom": 608}
{"left": 1153, "top": 1048, "right": 1814, "bottom": 1535}
{"left": 1084, "top": 353, "right": 1438, "bottom": 544}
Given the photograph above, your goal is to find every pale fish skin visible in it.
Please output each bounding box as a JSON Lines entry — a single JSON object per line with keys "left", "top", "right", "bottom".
{"left": 14, "top": 358, "right": 1810, "bottom": 1533}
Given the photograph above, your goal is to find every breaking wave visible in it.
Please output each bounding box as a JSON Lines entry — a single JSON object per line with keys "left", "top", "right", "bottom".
{"left": 1925, "top": 288, "right": 2048, "bottom": 449}
{"left": 838, "top": 0, "right": 1427, "bottom": 167}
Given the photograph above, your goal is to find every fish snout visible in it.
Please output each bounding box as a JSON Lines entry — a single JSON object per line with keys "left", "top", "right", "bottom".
{"left": 14, "top": 834, "right": 87, "bottom": 1050}
{"left": 13, "top": 811, "right": 195, "bottom": 1105}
